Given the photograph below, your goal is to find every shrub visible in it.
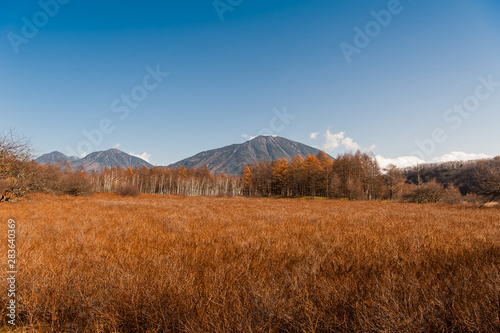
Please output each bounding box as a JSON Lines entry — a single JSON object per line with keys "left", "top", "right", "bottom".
{"left": 442, "top": 184, "right": 463, "bottom": 204}
{"left": 463, "top": 193, "right": 484, "bottom": 206}
{"left": 403, "top": 180, "right": 445, "bottom": 203}
{"left": 58, "top": 171, "right": 93, "bottom": 196}
{"left": 116, "top": 183, "right": 141, "bottom": 196}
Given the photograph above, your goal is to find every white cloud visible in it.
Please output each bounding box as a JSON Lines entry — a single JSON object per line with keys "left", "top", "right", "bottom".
{"left": 341, "top": 136, "right": 361, "bottom": 151}
{"left": 242, "top": 133, "right": 278, "bottom": 141}
{"left": 376, "top": 151, "right": 492, "bottom": 170}
{"left": 323, "top": 130, "right": 345, "bottom": 151}
{"left": 113, "top": 143, "right": 120, "bottom": 148}
{"left": 242, "top": 134, "right": 258, "bottom": 141}
{"left": 319, "top": 127, "right": 493, "bottom": 170}
{"left": 323, "top": 129, "right": 365, "bottom": 153}
{"left": 429, "top": 152, "right": 491, "bottom": 164}
{"left": 310, "top": 132, "right": 319, "bottom": 139}
{"left": 129, "top": 152, "right": 152, "bottom": 163}
{"left": 80, "top": 152, "right": 87, "bottom": 158}
{"left": 376, "top": 155, "right": 425, "bottom": 169}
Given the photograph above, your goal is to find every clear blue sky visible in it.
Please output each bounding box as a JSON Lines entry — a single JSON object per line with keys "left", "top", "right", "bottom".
{"left": 1, "top": 0, "right": 499, "bottom": 167}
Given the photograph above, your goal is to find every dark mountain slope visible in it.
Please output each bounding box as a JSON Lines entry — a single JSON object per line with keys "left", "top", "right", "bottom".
{"left": 168, "top": 136, "right": 325, "bottom": 175}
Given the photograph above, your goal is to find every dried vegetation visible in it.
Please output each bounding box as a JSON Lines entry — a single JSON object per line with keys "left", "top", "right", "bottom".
{"left": 0, "top": 194, "right": 499, "bottom": 332}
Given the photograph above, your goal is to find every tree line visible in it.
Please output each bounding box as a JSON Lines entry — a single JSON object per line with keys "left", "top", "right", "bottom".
{"left": 240, "top": 150, "right": 497, "bottom": 204}
{"left": 91, "top": 165, "right": 241, "bottom": 197}
{"left": 1, "top": 131, "right": 499, "bottom": 203}
{"left": 242, "top": 151, "right": 383, "bottom": 200}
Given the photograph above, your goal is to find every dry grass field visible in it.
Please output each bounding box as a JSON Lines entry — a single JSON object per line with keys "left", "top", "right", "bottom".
{"left": 0, "top": 194, "right": 499, "bottom": 332}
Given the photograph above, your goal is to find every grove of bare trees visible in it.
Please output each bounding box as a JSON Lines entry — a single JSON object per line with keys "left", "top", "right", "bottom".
{"left": 475, "top": 156, "right": 500, "bottom": 202}
{"left": 0, "top": 131, "right": 32, "bottom": 200}
{"left": 91, "top": 165, "right": 242, "bottom": 197}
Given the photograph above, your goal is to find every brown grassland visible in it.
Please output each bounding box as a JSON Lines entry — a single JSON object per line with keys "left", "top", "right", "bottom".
{"left": 0, "top": 194, "right": 499, "bottom": 332}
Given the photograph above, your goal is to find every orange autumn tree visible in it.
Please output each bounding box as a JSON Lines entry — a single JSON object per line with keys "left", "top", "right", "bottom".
{"left": 241, "top": 151, "right": 383, "bottom": 199}
{"left": 304, "top": 154, "right": 321, "bottom": 197}
{"left": 242, "top": 166, "right": 253, "bottom": 196}
{"left": 271, "top": 158, "right": 289, "bottom": 196}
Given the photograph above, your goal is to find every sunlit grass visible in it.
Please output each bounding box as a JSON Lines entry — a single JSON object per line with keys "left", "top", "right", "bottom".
{"left": 0, "top": 194, "right": 499, "bottom": 332}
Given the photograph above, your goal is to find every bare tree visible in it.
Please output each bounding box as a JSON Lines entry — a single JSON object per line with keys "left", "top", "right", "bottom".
{"left": 383, "top": 164, "right": 406, "bottom": 201}
{"left": 475, "top": 157, "right": 500, "bottom": 203}
{"left": 0, "top": 130, "right": 33, "bottom": 200}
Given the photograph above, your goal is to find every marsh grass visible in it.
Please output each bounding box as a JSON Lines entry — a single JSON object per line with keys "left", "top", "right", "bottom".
{"left": 0, "top": 194, "right": 499, "bottom": 332}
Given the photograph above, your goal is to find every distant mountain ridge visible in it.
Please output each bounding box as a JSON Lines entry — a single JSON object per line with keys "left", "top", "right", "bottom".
{"left": 35, "top": 149, "right": 153, "bottom": 172}
{"left": 36, "top": 136, "right": 327, "bottom": 175}
{"left": 35, "top": 151, "right": 79, "bottom": 165}
{"left": 168, "top": 135, "right": 327, "bottom": 175}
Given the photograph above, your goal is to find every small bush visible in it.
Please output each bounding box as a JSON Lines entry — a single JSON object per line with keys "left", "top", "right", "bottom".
{"left": 442, "top": 184, "right": 463, "bottom": 204}
{"left": 116, "top": 183, "right": 140, "bottom": 196}
{"left": 58, "top": 172, "right": 93, "bottom": 196}
{"left": 464, "top": 193, "right": 488, "bottom": 206}
{"left": 403, "top": 180, "right": 445, "bottom": 203}
{"left": 403, "top": 181, "right": 464, "bottom": 205}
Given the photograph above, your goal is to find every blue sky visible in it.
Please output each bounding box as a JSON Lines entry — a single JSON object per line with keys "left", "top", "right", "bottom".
{"left": 1, "top": 0, "right": 499, "bottom": 167}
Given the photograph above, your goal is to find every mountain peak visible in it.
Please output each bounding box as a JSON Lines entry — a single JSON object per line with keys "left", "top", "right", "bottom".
{"left": 169, "top": 136, "right": 325, "bottom": 175}
{"left": 36, "top": 148, "right": 152, "bottom": 172}
{"left": 36, "top": 151, "right": 79, "bottom": 165}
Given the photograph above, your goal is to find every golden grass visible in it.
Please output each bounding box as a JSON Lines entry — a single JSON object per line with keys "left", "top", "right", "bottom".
{"left": 0, "top": 194, "right": 499, "bottom": 332}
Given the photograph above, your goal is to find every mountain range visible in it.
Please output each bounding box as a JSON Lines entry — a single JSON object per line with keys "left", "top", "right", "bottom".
{"left": 36, "top": 148, "right": 153, "bottom": 172}
{"left": 35, "top": 151, "right": 80, "bottom": 165}
{"left": 35, "top": 136, "right": 325, "bottom": 175}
